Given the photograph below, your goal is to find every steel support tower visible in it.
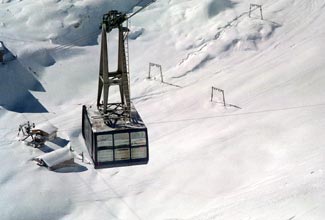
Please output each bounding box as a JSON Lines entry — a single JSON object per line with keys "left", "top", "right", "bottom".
{"left": 97, "top": 11, "right": 131, "bottom": 124}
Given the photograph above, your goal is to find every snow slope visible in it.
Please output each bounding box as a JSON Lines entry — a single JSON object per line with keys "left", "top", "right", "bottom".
{"left": 1, "top": 0, "right": 325, "bottom": 219}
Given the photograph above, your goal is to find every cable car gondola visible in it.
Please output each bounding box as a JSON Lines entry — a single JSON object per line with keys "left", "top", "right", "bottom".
{"left": 82, "top": 1, "right": 155, "bottom": 168}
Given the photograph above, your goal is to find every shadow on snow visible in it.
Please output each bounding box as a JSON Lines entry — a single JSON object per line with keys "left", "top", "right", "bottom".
{"left": 0, "top": 60, "right": 47, "bottom": 113}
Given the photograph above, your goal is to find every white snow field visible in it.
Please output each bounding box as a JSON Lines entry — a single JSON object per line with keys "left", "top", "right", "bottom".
{"left": 1, "top": 0, "right": 325, "bottom": 219}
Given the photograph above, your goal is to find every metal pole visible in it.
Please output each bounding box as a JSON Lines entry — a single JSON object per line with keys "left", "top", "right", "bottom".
{"left": 249, "top": 4, "right": 252, "bottom": 17}
{"left": 160, "top": 65, "right": 163, "bottom": 83}
{"left": 211, "top": 87, "right": 214, "bottom": 102}
{"left": 222, "top": 90, "right": 226, "bottom": 107}
{"left": 102, "top": 25, "right": 109, "bottom": 114}
{"left": 97, "top": 28, "right": 105, "bottom": 107}
{"left": 148, "top": 63, "right": 152, "bottom": 79}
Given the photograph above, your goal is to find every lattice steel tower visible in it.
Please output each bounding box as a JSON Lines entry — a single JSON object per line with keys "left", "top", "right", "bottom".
{"left": 97, "top": 10, "right": 131, "bottom": 122}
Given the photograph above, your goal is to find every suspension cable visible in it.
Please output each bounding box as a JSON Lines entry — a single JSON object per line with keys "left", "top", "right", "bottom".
{"left": 127, "top": 0, "right": 156, "bottom": 19}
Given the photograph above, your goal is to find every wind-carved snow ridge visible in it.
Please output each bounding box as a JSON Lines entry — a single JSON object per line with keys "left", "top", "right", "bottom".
{"left": 173, "top": 15, "right": 281, "bottom": 78}
{"left": 0, "top": 0, "right": 146, "bottom": 46}
{"left": 21, "top": 48, "right": 56, "bottom": 68}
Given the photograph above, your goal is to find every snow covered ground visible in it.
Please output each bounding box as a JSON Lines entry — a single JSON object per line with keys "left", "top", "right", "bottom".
{"left": 1, "top": 0, "right": 325, "bottom": 219}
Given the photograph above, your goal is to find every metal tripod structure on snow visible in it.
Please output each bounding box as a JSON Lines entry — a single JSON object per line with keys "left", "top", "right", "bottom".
{"left": 97, "top": 1, "right": 155, "bottom": 125}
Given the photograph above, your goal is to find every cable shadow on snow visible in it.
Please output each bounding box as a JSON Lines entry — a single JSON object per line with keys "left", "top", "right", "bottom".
{"left": 162, "top": 81, "right": 182, "bottom": 88}
{"left": 211, "top": 101, "right": 241, "bottom": 109}
{"left": 147, "top": 76, "right": 183, "bottom": 88}
{"left": 0, "top": 60, "right": 47, "bottom": 113}
{"left": 132, "top": 90, "right": 167, "bottom": 102}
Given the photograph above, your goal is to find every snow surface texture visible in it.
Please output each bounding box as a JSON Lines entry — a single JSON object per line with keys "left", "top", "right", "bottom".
{"left": 1, "top": 0, "right": 325, "bottom": 219}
